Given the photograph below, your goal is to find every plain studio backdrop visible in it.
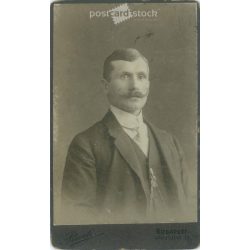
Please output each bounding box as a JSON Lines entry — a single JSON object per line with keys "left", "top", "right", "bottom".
{"left": 53, "top": 3, "right": 198, "bottom": 224}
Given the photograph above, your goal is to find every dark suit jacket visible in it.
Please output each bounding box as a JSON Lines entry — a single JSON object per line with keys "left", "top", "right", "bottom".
{"left": 61, "top": 111, "right": 192, "bottom": 224}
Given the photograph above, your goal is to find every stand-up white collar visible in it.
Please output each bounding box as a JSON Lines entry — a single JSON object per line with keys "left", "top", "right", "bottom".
{"left": 110, "top": 105, "right": 144, "bottom": 129}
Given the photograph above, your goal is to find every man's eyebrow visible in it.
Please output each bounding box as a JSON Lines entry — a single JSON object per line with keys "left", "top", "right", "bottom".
{"left": 137, "top": 71, "right": 147, "bottom": 76}
{"left": 120, "top": 71, "right": 132, "bottom": 75}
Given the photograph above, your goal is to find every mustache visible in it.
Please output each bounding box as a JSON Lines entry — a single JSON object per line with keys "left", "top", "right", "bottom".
{"left": 123, "top": 90, "right": 148, "bottom": 98}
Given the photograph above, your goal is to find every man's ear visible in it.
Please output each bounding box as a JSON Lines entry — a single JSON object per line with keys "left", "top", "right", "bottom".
{"left": 101, "top": 78, "right": 109, "bottom": 93}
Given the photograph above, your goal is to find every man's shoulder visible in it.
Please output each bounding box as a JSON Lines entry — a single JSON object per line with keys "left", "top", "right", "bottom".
{"left": 146, "top": 120, "right": 182, "bottom": 151}
{"left": 70, "top": 119, "right": 107, "bottom": 147}
{"left": 146, "top": 120, "right": 174, "bottom": 140}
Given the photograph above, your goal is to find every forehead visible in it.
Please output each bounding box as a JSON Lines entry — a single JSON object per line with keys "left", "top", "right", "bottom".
{"left": 110, "top": 58, "right": 149, "bottom": 74}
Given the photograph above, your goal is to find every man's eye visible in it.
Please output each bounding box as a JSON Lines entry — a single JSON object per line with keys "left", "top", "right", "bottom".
{"left": 138, "top": 74, "right": 146, "bottom": 80}
{"left": 120, "top": 74, "right": 129, "bottom": 79}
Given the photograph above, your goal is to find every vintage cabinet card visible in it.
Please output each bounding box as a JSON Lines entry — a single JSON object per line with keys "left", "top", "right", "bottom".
{"left": 51, "top": 0, "right": 199, "bottom": 249}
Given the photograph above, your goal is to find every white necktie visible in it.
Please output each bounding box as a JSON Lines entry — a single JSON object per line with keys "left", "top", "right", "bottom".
{"left": 133, "top": 124, "right": 149, "bottom": 156}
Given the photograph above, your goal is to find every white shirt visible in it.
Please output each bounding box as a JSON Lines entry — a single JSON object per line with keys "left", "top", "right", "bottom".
{"left": 110, "top": 105, "right": 149, "bottom": 156}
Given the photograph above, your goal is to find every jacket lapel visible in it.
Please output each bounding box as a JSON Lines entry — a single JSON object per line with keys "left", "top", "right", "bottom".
{"left": 102, "top": 111, "right": 150, "bottom": 198}
{"left": 146, "top": 120, "right": 180, "bottom": 186}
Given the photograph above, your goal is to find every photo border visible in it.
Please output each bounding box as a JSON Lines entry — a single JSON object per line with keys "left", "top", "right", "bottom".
{"left": 50, "top": 1, "right": 200, "bottom": 248}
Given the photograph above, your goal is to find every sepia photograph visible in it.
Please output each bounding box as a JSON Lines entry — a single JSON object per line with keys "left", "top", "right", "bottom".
{"left": 51, "top": 1, "right": 199, "bottom": 248}
{"left": 3, "top": 1, "right": 250, "bottom": 250}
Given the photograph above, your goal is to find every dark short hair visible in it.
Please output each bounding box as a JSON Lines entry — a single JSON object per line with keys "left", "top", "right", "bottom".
{"left": 103, "top": 48, "right": 148, "bottom": 81}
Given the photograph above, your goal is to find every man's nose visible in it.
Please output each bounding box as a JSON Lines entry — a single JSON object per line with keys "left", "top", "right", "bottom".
{"left": 129, "top": 75, "right": 140, "bottom": 89}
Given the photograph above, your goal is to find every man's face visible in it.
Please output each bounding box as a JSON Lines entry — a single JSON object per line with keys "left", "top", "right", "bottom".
{"left": 104, "top": 58, "right": 150, "bottom": 115}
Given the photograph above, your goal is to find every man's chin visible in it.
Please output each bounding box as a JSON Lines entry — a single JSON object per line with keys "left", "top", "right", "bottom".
{"left": 110, "top": 98, "right": 147, "bottom": 114}
{"left": 128, "top": 96, "right": 142, "bottom": 101}
{"left": 120, "top": 104, "right": 144, "bottom": 115}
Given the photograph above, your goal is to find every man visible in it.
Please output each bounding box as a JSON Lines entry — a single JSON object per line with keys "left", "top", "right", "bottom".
{"left": 61, "top": 48, "right": 191, "bottom": 224}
